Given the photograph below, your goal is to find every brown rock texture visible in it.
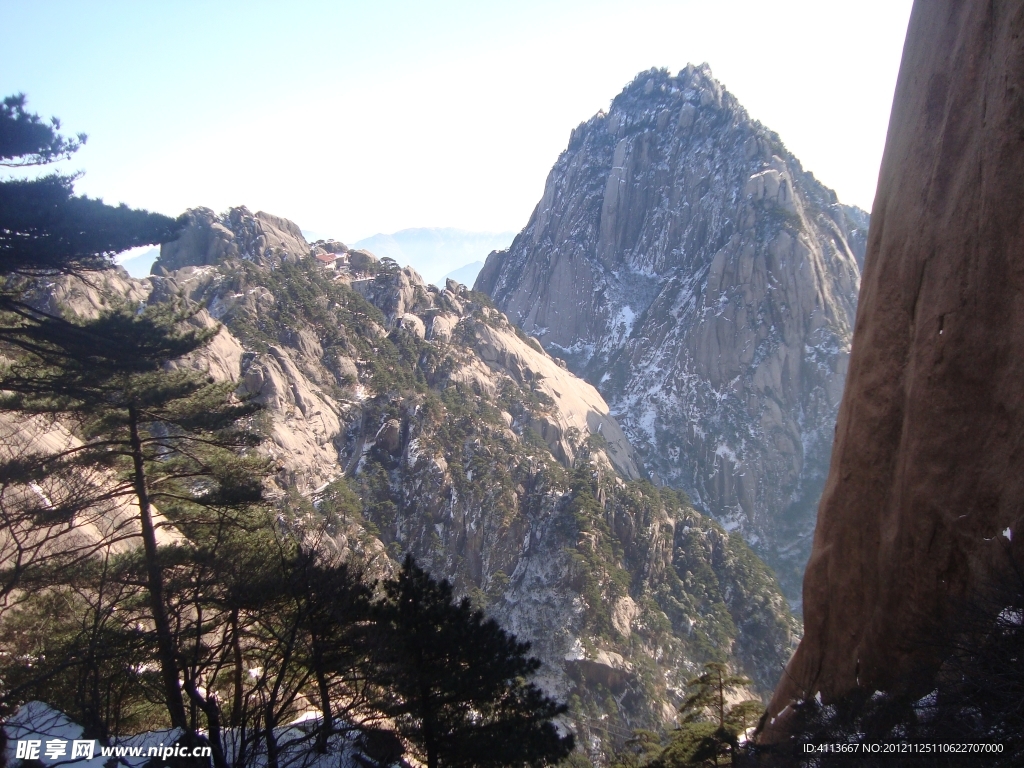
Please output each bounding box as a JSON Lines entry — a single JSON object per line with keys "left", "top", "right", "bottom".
{"left": 766, "top": 0, "right": 1024, "bottom": 724}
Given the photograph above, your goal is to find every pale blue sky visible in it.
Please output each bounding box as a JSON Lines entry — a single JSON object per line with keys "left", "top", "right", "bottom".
{"left": 1, "top": 1, "right": 913, "bottom": 242}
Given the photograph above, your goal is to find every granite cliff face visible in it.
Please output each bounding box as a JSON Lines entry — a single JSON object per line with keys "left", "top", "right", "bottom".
{"left": 34, "top": 206, "right": 797, "bottom": 761}
{"left": 477, "top": 65, "right": 867, "bottom": 600}
{"left": 766, "top": 0, "right": 1024, "bottom": 724}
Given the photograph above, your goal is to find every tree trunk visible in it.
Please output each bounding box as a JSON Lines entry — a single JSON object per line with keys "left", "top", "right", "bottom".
{"left": 128, "top": 404, "right": 190, "bottom": 733}
{"left": 230, "top": 609, "right": 244, "bottom": 728}
{"left": 718, "top": 673, "right": 724, "bottom": 729}
{"left": 313, "top": 639, "right": 332, "bottom": 754}
{"left": 264, "top": 701, "right": 280, "bottom": 768}
{"left": 183, "top": 681, "right": 229, "bottom": 768}
{"left": 421, "top": 683, "right": 436, "bottom": 768}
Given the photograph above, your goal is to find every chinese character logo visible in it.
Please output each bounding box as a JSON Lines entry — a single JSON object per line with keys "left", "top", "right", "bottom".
{"left": 16, "top": 741, "right": 41, "bottom": 760}
{"left": 71, "top": 740, "right": 96, "bottom": 760}
{"left": 45, "top": 740, "right": 69, "bottom": 759}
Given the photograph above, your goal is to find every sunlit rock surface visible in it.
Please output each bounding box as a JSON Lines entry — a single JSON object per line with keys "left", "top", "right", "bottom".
{"left": 477, "top": 65, "right": 868, "bottom": 600}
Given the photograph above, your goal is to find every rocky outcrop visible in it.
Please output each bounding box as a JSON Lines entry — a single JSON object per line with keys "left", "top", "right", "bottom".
{"left": 766, "top": 0, "right": 1024, "bottom": 726}
{"left": 154, "top": 206, "right": 310, "bottom": 273}
{"left": 470, "top": 320, "right": 640, "bottom": 479}
{"left": 476, "top": 65, "right": 868, "bottom": 599}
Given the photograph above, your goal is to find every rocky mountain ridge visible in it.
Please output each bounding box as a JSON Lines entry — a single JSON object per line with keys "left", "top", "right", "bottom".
{"left": 476, "top": 64, "right": 868, "bottom": 600}
{"left": 37, "top": 206, "right": 797, "bottom": 761}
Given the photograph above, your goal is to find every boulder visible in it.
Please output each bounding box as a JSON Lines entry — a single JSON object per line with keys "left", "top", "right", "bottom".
{"left": 155, "top": 208, "right": 238, "bottom": 272}
{"left": 399, "top": 313, "right": 426, "bottom": 339}
{"left": 428, "top": 313, "right": 457, "bottom": 342}
{"left": 375, "top": 419, "right": 403, "bottom": 455}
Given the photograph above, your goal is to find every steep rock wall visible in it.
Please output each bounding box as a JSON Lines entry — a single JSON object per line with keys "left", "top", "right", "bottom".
{"left": 767, "top": 0, "right": 1024, "bottom": 723}
{"left": 477, "top": 66, "right": 867, "bottom": 599}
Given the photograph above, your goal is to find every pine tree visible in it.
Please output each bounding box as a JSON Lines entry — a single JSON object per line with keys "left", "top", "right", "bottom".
{"left": 660, "top": 662, "right": 762, "bottom": 767}
{"left": 0, "top": 299, "right": 266, "bottom": 738}
{"left": 0, "top": 95, "right": 265, "bottom": 757}
{"left": 611, "top": 729, "right": 667, "bottom": 768}
{"left": 679, "top": 663, "right": 750, "bottom": 731}
{"left": 289, "top": 549, "right": 375, "bottom": 753}
{"left": 213, "top": 539, "right": 369, "bottom": 767}
{"left": 368, "top": 555, "right": 574, "bottom": 768}
{"left": 0, "top": 94, "right": 185, "bottom": 616}
{"left": 0, "top": 94, "right": 177, "bottom": 283}
{"left": 0, "top": 94, "right": 179, "bottom": 378}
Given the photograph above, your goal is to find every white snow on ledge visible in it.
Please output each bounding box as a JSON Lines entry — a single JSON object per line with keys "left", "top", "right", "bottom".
{"left": 4, "top": 702, "right": 394, "bottom": 768}
{"left": 4, "top": 702, "right": 188, "bottom": 768}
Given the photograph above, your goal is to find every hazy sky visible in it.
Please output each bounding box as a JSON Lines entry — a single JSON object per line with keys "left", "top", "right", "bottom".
{"left": 2, "top": 0, "right": 913, "bottom": 243}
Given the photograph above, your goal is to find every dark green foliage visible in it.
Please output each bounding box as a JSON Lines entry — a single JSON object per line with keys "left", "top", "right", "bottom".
{"left": 351, "top": 377, "right": 546, "bottom": 581}
{"left": 679, "top": 663, "right": 754, "bottom": 728}
{"left": 561, "top": 752, "right": 597, "bottom": 768}
{"left": 358, "top": 460, "right": 400, "bottom": 534}
{"left": 464, "top": 288, "right": 497, "bottom": 310}
{"left": 655, "top": 722, "right": 722, "bottom": 768}
{"left": 554, "top": 474, "right": 792, "bottom": 760}
{"left": 610, "top": 729, "right": 666, "bottom": 768}
{"left": 0, "top": 96, "right": 258, "bottom": 758}
{"left": 0, "top": 175, "right": 180, "bottom": 280}
{"left": 220, "top": 546, "right": 376, "bottom": 765}
{"left": 217, "top": 258, "right": 384, "bottom": 353}
{"left": 564, "top": 467, "right": 632, "bottom": 639}
{"left": 0, "top": 94, "right": 85, "bottom": 167}
{"left": 315, "top": 476, "right": 365, "bottom": 528}
{"left": 0, "top": 94, "right": 178, "bottom": 282}
{"left": 0, "top": 302, "right": 269, "bottom": 692}
{"left": 368, "top": 555, "right": 574, "bottom": 768}
{"left": 666, "top": 663, "right": 759, "bottom": 766}
{"left": 0, "top": 300, "right": 266, "bottom": 527}
{"left": 608, "top": 663, "right": 761, "bottom": 768}
{"left": 212, "top": 257, "right": 437, "bottom": 396}
{"left": 0, "top": 299, "right": 269, "bottom": 757}
{"left": 0, "top": 564, "right": 164, "bottom": 741}
{"left": 655, "top": 506, "right": 796, "bottom": 691}
{"left": 2, "top": 300, "right": 213, "bottom": 404}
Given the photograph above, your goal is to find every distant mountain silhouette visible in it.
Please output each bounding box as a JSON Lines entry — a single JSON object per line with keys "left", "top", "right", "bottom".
{"left": 442, "top": 261, "right": 484, "bottom": 288}
{"left": 116, "top": 246, "right": 160, "bottom": 278}
{"left": 354, "top": 228, "right": 514, "bottom": 287}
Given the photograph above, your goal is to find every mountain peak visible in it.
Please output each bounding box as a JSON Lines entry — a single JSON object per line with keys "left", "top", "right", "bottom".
{"left": 477, "top": 67, "right": 868, "bottom": 601}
